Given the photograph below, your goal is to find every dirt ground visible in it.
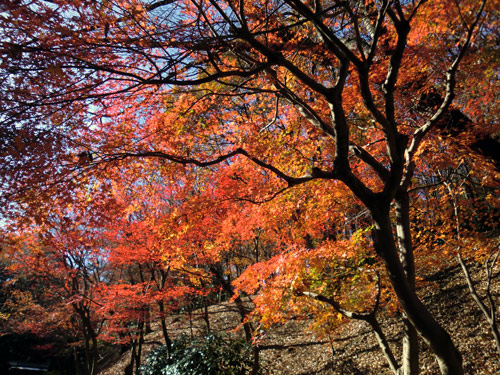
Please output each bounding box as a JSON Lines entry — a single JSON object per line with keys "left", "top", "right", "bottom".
{"left": 98, "top": 261, "right": 500, "bottom": 375}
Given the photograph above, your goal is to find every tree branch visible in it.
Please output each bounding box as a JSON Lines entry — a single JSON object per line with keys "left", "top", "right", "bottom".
{"left": 402, "top": 0, "right": 487, "bottom": 188}
{"left": 297, "top": 273, "right": 399, "bottom": 374}
{"left": 102, "top": 148, "right": 335, "bottom": 188}
{"left": 349, "top": 143, "right": 390, "bottom": 181}
{"left": 458, "top": 250, "right": 500, "bottom": 355}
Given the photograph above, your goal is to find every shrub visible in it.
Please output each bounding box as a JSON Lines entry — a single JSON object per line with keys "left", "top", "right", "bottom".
{"left": 140, "top": 344, "right": 170, "bottom": 375}
{"left": 140, "top": 334, "right": 258, "bottom": 375}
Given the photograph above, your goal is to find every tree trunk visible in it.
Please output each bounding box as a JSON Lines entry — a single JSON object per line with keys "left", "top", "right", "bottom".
{"left": 135, "top": 327, "right": 144, "bottom": 375}
{"left": 365, "top": 314, "right": 400, "bottom": 374}
{"left": 401, "top": 319, "right": 419, "bottom": 375}
{"left": 82, "top": 332, "right": 92, "bottom": 375}
{"left": 203, "top": 300, "right": 211, "bottom": 332}
{"left": 145, "top": 309, "right": 152, "bottom": 334}
{"left": 372, "top": 211, "right": 463, "bottom": 375}
{"left": 188, "top": 307, "right": 193, "bottom": 338}
{"left": 158, "top": 301, "right": 172, "bottom": 353}
{"left": 211, "top": 266, "right": 254, "bottom": 341}
{"left": 90, "top": 334, "right": 98, "bottom": 375}
{"left": 252, "top": 346, "right": 260, "bottom": 375}
{"left": 73, "top": 347, "right": 80, "bottom": 375}
{"left": 458, "top": 252, "right": 500, "bottom": 355}
{"left": 125, "top": 345, "right": 135, "bottom": 375}
{"left": 76, "top": 305, "right": 98, "bottom": 375}
{"left": 210, "top": 266, "right": 259, "bottom": 374}
{"left": 395, "top": 192, "right": 419, "bottom": 375}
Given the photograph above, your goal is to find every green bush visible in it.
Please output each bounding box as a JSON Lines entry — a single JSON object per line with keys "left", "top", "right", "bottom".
{"left": 140, "top": 344, "right": 170, "bottom": 375}
{"left": 140, "top": 334, "right": 258, "bottom": 375}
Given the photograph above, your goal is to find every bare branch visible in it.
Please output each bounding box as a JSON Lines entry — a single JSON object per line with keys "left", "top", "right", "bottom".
{"left": 146, "top": 0, "right": 176, "bottom": 11}
{"left": 102, "top": 148, "right": 335, "bottom": 188}
{"left": 458, "top": 251, "right": 500, "bottom": 355}
{"left": 266, "top": 68, "right": 336, "bottom": 138}
{"left": 402, "top": 0, "right": 487, "bottom": 188}
{"left": 283, "top": 0, "right": 362, "bottom": 67}
{"left": 297, "top": 273, "right": 399, "bottom": 374}
{"left": 367, "top": 0, "right": 391, "bottom": 64}
{"left": 259, "top": 95, "right": 280, "bottom": 133}
{"left": 349, "top": 143, "right": 390, "bottom": 181}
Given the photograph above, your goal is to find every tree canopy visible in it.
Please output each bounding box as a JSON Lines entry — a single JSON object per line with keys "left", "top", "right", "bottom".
{"left": 1, "top": 0, "right": 499, "bottom": 374}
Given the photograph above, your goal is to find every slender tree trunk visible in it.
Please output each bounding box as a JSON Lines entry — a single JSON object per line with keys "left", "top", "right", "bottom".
{"left": 372, "top": 210, "right": 463, "bottom": 375}
{"left": 365, "top": 314, "right": 400, "bottom": 375}
{"left": 458, "top": 252, "right": 500, "bottom": 355}
{"left": 300, "top": 289, "right": 400, "bottom": 374}
{"left": 203, "top": 300, "right": 211, "bottom": 333}
{"left": 125, "top": 343, "right": 135, "bottom": 375}
{"left": 135, "top": 321, "right": 145, "bottom": 375}
{"left": 90, "top": 334, "right": 98, "bottom": 375}
{"left": 252, "top": 346, "right": 260, "bottom": 375}
{"left": 145, "top": 309, "right": 152, "bottom": 334}
{"left": 76, "top": 306, "right": 98, "bottom": 375}
{"left": 490, "top": 323, "right": 500, "bottom": 355}
{"left": 211, "top": 266, "right": 254, "bottom": 341}
{"left": 157, "top": 269, "right": 173, "bottom": 352}
{"left": 74, "top": 347, "right": 80, "bottom": 375}
{"left": 188, "top": 307, "right": 193, "bottom": 338}
{"left": 82, "top": 331, "right": 91, "bottom": 375}
{"left": 158, "top": 301, "right": 172, "bottom": 353}
{"left": 126, "top": 330, "right": 145, "bottom": 375}
{"left": 210, "top": 266, "right": 259, "bottom": 374}
{"left": 395, "top": 192, "right": 419, "bottom": 375}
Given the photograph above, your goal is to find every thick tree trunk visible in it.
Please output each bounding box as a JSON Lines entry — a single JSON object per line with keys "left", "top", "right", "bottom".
{"left": 372, "top": 211, "right": 463, "bottom": 375}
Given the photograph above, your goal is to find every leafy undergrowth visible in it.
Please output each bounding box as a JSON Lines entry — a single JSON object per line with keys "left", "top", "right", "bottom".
{"left": 99, "top": 261, "right": 500, "bottom": 375}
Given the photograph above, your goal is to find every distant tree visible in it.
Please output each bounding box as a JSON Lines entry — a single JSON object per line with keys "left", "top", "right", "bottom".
{"left": 2, "top": 218, "right": 107, "bottom": 375}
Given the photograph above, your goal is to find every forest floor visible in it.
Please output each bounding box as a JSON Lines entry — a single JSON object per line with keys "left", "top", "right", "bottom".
{"left": 98, "top": 259, "right": 500, "bottom": 375}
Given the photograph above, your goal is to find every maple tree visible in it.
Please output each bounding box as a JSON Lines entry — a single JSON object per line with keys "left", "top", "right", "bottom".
{"left": 99, "top": 210, "right": 201, "bottom": 375}
{"left": 2, "top": 218, "right": 108, "bottom": 375}
{"left": 1, "top": 0, "right": 499, "bottom": 374}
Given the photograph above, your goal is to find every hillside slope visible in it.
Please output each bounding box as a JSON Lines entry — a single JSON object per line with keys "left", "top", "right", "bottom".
{"left": 99, "top": 261, "right": 500, "bottom": 375}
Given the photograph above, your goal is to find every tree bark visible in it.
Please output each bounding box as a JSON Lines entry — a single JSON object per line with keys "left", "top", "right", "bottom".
{"left": 203, "top": 300, "right": 211, "bottom": 333}
{"left": 395, "top": 192, "right": 419, "bottom": 375}
{"left": 458, "top": 252, "right": 500, "bottom": 355}
{"left": 372, "top": 211, "right": 463, "bottom": 375}
{"left": 210, "top": 265, "right": 259, "bottom": 374}
{"left": 401, "top": 320, "right": 419, "bottom": 375}
{"left": 75, "top": 304, "right": 98, "bottom": 375}
{"left": 365, "top": 314, "right": 400, "bottom": 375}
{"left": 158, "top": 301, "right": 172, "bottom": 353}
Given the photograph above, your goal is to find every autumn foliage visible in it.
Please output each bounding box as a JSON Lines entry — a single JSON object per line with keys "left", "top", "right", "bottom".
{"left": 1, "top": 0, "right": 499, "bottom": 374}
